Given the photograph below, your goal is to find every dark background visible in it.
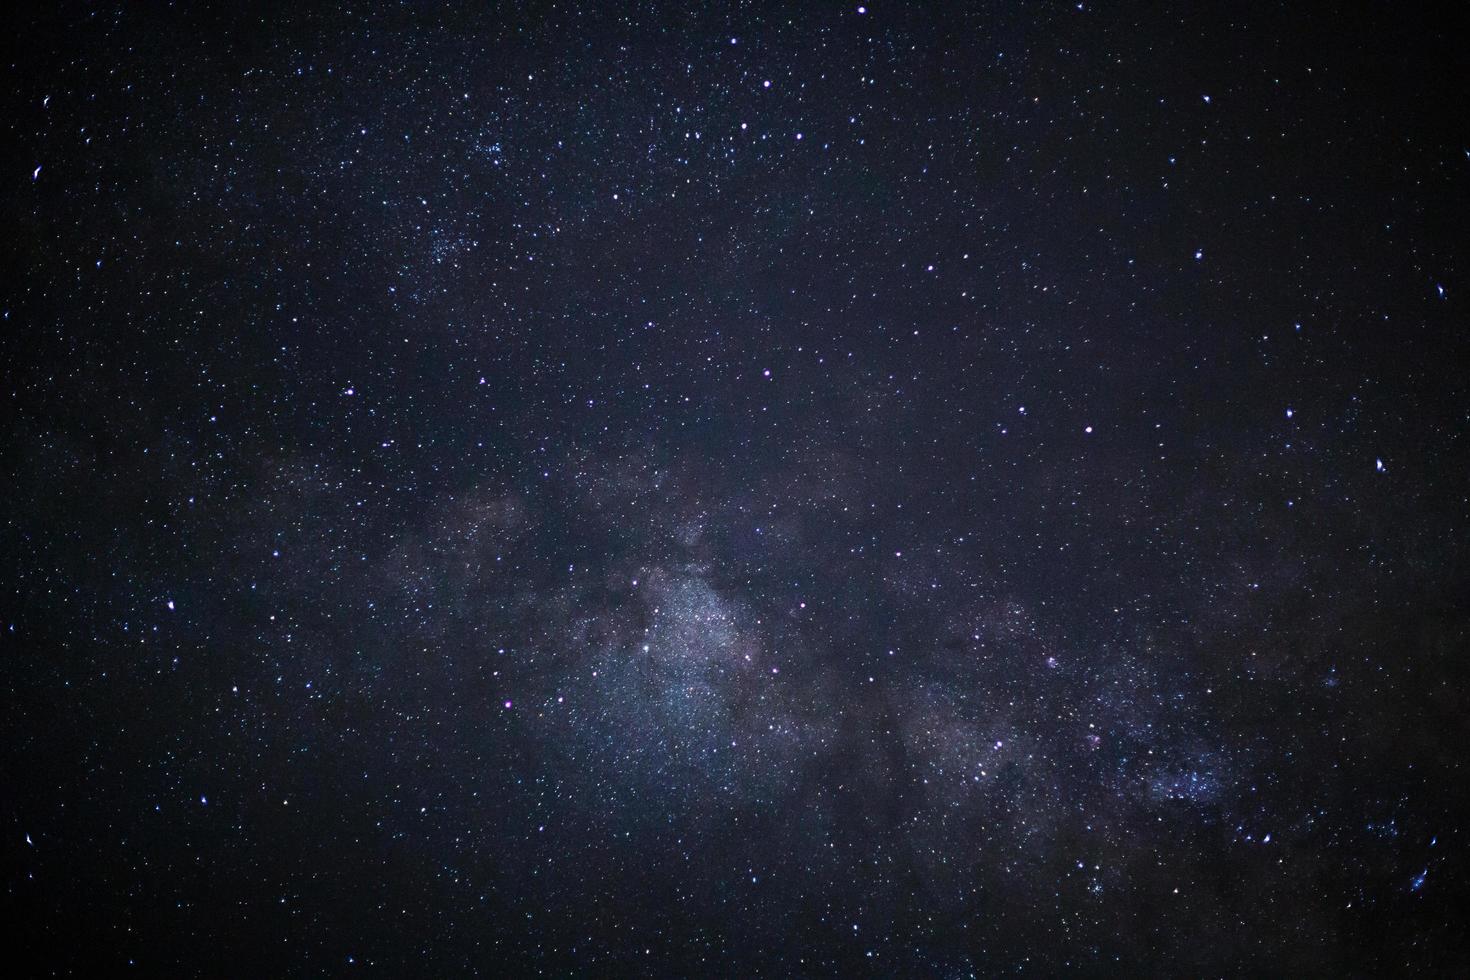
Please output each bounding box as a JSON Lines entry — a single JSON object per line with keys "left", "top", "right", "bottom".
{"left": 3, "top": 1, "right": 1468, "bottom": 975}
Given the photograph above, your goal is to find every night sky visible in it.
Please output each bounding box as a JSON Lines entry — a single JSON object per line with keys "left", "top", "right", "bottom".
{"left": 4, "top": 2, "right": 1469, "bottom": 975}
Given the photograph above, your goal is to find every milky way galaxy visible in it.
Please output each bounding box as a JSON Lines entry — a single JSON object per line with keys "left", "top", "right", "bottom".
{"left": 3, "top": 2, "right": 1469, "bottom": 975}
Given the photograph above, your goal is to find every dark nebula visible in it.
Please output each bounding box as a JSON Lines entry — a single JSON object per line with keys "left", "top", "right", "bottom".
{"left": 3, "top": 2, "right": 1468, "bottom": 975}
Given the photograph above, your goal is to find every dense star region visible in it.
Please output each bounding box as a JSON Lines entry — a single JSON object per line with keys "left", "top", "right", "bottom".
{"left": 3, "top": 2, "right": 1468, "bottom": 975}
